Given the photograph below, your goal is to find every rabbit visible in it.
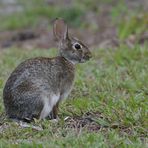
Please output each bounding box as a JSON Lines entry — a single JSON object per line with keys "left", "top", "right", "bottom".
{"left": 3, "top": 18, "right": 92, "bottom": 122}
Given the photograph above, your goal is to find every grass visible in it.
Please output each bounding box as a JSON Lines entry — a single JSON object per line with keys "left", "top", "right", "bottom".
{"left": 110, "top": 0, "right": 148, "bottom": 40}
{"left": 1, "top": 0, "right": 147, "bottom": 42}
{"left": 0, "top": 0, "right": 147, "bottom": 147}
{"left": 0, "top": 0, "right": 84, "bottom": 31}
{"left": 118, "top": 14, "right": 148, "bottom": 40}
{"left": 0, "top": 45, "right": 147, "bottom": 147}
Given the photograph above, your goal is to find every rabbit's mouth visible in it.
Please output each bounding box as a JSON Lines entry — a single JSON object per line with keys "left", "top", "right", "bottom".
{"left": 79, "top": 58, "right": 89, "bottom": 63}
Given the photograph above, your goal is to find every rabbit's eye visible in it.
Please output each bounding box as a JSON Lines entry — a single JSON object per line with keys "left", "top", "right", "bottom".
{"left": 73, "top": 43, "right": 82, "bottom": 50}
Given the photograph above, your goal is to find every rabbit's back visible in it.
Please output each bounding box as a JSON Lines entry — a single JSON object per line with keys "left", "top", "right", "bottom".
{"left": 4, "top": 57, "right": 75, "bottom": 93}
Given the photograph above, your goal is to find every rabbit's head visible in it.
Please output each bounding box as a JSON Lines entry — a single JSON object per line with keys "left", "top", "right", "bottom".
{"left": 53, "top": 18, "right": 92, "bottom": 64}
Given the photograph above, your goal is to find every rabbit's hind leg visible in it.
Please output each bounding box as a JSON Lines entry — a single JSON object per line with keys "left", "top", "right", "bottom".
{"left": 8, "top": 116, "right": 32, "bottom": 123}
{"left": 48, "top": 101, "right": 59, "bottom": 120}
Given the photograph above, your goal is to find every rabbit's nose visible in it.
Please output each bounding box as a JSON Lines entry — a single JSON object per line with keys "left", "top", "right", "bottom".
{"left": 84, "top": 51, "right": 92, "bottom": 60}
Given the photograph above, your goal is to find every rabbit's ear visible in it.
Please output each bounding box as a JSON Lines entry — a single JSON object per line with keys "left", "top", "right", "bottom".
{"left": 53, "top": 18, "right": 69, "bottom": 41}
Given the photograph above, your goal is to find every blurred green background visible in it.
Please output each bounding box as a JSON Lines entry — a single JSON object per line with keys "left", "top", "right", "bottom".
{"left": 0, "top": 0, "right": 147, "bottom": 49}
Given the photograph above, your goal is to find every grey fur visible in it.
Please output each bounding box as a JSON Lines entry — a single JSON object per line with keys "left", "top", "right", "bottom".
{"left": 3, "top": 18, "right": 92, "bottom": 121}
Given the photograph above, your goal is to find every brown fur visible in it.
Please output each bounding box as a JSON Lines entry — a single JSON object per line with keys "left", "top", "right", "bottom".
{"left": 3, "top": 18, "right": 91, "bottom": 122}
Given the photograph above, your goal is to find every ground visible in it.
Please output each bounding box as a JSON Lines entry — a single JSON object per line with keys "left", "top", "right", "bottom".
{"left": 0, "top": 0, "right": 148, "bottom": 147}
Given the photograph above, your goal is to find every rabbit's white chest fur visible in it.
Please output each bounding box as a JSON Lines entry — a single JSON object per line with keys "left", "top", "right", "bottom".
{"left": 40, "top": 94, "right": 60, "bottom": 119}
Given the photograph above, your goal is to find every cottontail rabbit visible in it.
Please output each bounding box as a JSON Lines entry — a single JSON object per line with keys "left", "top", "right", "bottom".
{"left": 3, "top": 18, "right": 92, "bottom": 122}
